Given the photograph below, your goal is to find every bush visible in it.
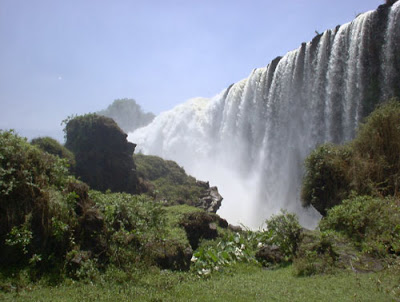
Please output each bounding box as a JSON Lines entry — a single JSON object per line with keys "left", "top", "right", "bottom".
{"left": 134, "top": 154, "right": 203, "bottom": 204}
{"left": 0, "top": 130, "right": 72, "bottom": 267}
{"left": 351, "top": 99, "right": 400, "bottom": 196}
{"left": 190, "top": 232, "right": 256, "bottom": 277}
{"left": 320, "top": 195, "right": 400, "bottom": 256}
{"left": 301, "top": 99, "right": 400, "bottom": 215}
{"left": 293, "top": 230, "right": 339, "bottom": 276}
{"left": 263, "top": 210, "right": 302, "bottom": 260}
{"left": 301, "top": 144, "right": 352, "bottom": 215}
{"left": 90, "top": 192, "right": 168, "bottom": 269}
{"left": 31, "top": 136, "right": 76, "bottom": 171}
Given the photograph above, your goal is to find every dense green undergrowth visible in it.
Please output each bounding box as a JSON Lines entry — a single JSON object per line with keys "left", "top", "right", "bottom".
{"left": 134, "top": 153, "right": 204, "bottom": 205}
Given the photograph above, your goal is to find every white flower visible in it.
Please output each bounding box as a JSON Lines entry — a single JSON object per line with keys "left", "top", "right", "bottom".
{"left": 257, "top": 242, "right": 263, "bottom": 248}
{"left": 201, "top": 268, "right": 211, "bottom": 275}
{"left": 234, "top": 247, "right": 243, "bottom": 257}
{"left": 191, "top": 256, "right": 198, "bottom": 262}
{"left": 241, "top": 244, "right": 245, "bottom": 250}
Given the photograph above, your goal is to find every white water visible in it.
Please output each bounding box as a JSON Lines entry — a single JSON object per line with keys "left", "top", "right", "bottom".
{"left": 129, "top": 4, "right": 400, "bottom": 229}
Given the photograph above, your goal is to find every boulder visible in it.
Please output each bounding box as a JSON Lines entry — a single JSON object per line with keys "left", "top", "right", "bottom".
{"left": 256, "top": 244, "right": 284, "bottom": 265}
{"left": 65, "top": 114, "right": 139, "bottom": 194}
{"left": 145, "top": 240, "right": 193, "bottom": 271}
{"left": 228, "top": 224, "right": 243, "bottom": 233}
{"left": 195, "top": 183, "right": 223, "bottom": 213}
{"left": 180, "top": 211, "right": 219, "bottom": 250}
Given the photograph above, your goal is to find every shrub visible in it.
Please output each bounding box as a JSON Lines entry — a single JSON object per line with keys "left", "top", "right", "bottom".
{"left": 293, "top": 230, "right": 339, "bottom": 276}
{"left": 301, "top": 99, "right": 400, "bottom": 215}
{"left": 134, "top": 154, "right": 203, "bottom": 204}
{"left": 31, "top": 136, "right": 76, "bottom": 171}
{"left": 190, "top": 232, "right": 256, "bottom": 277}
{"left": 351, "top": 99, "right": 400, "bottom": 197}
{"left": 0, "top": 130, "right": 72, "bottom": 267}
{"left": 301, "top": 144, "right": 352, "bottom": 215}
{"left": 320, "top": 195, "right": 400, "bottom": 256}
{"left": 263, "top": 210, "right": 302, "bottom": 260}
{"left": 90, "top": 192, "right": 167, "bottom": 269}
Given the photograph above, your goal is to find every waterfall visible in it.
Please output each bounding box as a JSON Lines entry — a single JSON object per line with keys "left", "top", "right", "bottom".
{"left": 129, "top": 3, "right": 400, "bottom": 229}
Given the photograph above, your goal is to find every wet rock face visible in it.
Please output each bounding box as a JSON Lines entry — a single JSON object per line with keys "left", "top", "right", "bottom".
{"left": 195, "top": 181, "right": 223, "bottom": 213}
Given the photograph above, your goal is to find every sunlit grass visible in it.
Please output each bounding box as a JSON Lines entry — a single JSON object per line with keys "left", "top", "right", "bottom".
{"left": 1, "top": 263, "right": 396, "bottom": 302}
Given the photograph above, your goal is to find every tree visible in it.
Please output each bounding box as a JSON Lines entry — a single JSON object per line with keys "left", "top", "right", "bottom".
{"left": 97, "top": 98, "right": 155, "bottom": 133}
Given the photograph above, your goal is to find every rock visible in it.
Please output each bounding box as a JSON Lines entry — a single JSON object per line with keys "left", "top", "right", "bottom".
{"left": 195, "top": 184, "right": 223, "bottom": 213}
{"left": 228, "top": 224, "right": 243, "bottom": 233}
{"left": 79, "top": 208, "right": 107, "bottom": 257}
{"left": 65, "top": 114, "right": 139, "bottom": 194}
{"left": 180, "top": 211, "right": 219, "bottom": 250}
{"left": 145, "top": 240, "right": 193, "bottom": 271}
{"left": 256, "top": 244, "right": 284, "bottom": 265}
{"left": 196, "top": 180, "right": 210, "bottom": 189}
{"left": 217, "top": 217, "right": 229, "bottom": 228}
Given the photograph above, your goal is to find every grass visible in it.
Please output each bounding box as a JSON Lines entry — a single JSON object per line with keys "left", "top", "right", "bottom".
{"left": 1, "top": 263, "right": 396, "bottom": 302}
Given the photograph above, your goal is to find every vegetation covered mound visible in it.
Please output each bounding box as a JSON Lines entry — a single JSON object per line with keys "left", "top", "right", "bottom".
{"left": 134, "top": 154, "right": 212, "bottom": 208}
{"left": 31, "top": 136, "right": 76, "bottom": 171}
{"left": 64, "top": 114, "right": 139, "bottom": 194}
{"left": 301, "top": 99, "right": 400, "bottom": 215}
{"left": 0, "top": 130, "right": 72, "bottom": 267}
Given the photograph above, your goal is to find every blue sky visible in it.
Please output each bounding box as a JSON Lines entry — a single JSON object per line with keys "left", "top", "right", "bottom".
{"left": 0, "top": 0, "right": 384, "bottom": 141}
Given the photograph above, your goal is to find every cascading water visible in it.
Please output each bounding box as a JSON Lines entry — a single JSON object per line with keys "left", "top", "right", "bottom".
{"left": 129, "top": 2, "right": 400, "bottom": 229}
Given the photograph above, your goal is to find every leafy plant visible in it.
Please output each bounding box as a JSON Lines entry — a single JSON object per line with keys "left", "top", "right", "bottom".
{"left": 320, "top": 195, "right": 400, "bottom": 255}
{"left": 31, "top": 136, "right": 75, "bottom": 171}
{"left": 264, "top": 210, "right": 302, "bottom": 260}
{"left": 301, "top": 99, "right": 400, "bottom": 215}
{"left": 191, "top": 232, "right": 256, "bottom": 276}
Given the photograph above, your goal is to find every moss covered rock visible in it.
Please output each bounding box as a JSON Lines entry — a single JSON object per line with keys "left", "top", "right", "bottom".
{"left": 64, "top": 114, "right": 138, "bottom": 194}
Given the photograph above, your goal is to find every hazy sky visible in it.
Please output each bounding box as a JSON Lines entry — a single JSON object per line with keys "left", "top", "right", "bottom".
{"left": 0, "top": 0, "right": 384, "bottom": 141}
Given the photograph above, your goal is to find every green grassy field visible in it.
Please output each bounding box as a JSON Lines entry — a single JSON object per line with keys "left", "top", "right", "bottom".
{"left": 1, "top": 263, "right": 397, "bottom": 302}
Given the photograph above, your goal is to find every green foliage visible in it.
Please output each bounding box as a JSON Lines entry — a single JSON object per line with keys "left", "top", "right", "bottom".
{"left": 264, "top": 210, "right": 302, "bottom": 259}
{"left": 134, "top": 154, "right": 203, "bottom": 205}
{"left": 97, "top": 98, "right": 155, "bottom": 133}
{"left": 92, "top": 192, "right": 165, "bottom": 238}
{"left": 0, "top": 130, "right": 71, "bottom": 266}
{"left": 293, "top": 230, "right": 340, "bottom": 276}
{"left": 352, "top": 99, "right": 400, "bottom": 196}
{"left": 320, "top": 195, "right": 400, "bottom": 256}
{"left": 301, "top": 144, "right": 352, "bottom": 215}
{"left": 5, "top": 222, "right": 33, "bottom": 255}
{"left": 90, "top": 192, "right": 168, "bottom": 268}
{"left": 301, "top": 99, "right": 400, "bottom": 215}
{"left": 31, "top": 136, "right": 75, "bottom": 171}
{"left": 191, "top": 232, "right": 256, "bottom": 277}
{"left": 189, "top": 211, "right": 302, "bottom": 277}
